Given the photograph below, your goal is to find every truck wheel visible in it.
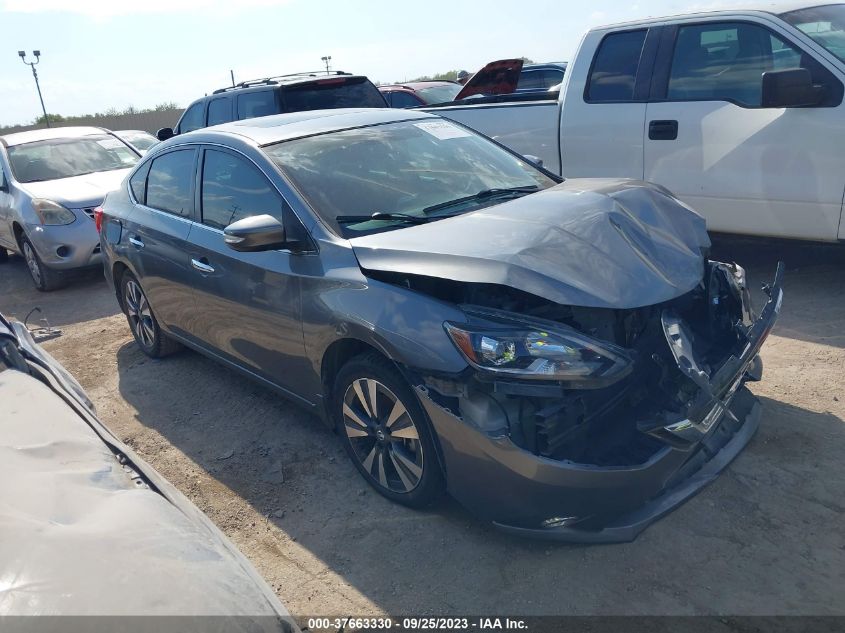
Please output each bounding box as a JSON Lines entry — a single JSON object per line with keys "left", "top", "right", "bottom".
{"left": 20, "top": 235, "right": 66, "bottom": 291}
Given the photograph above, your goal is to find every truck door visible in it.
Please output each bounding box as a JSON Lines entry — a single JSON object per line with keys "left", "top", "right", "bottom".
{"left": 560, "top": 28, "right": 654, "bottom": 180}
{"left": 643, "top": 19, "right": 845, "bottom": 240}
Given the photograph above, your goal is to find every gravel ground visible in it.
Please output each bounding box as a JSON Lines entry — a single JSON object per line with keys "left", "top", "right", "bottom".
{"left": 1, "top": 235, "right": 843, "bottom": 621}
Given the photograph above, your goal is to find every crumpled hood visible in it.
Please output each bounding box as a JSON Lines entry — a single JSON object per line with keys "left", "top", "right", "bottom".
{"left": 21, "top": 168, "right": 131, "bottom": 208}
{"left": 350, "top": 179, "right": 711, "bottom": 309}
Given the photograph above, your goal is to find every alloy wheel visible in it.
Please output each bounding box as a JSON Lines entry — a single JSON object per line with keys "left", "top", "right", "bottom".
{"left": 22, "top": 241, "right": 41, "bottom": 286}
{"left": 342, "top": 378, "right": 424, "bottom": 493}
{"left": 124, "top": 279, "right": 155, "bottom": 348}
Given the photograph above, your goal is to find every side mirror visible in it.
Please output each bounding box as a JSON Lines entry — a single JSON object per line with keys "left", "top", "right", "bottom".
{"left": 523, "top": 154, "right": 544, "bottom": 168}
{"left": 223, "top": 214, "right": 287, "bottom": 252}
{"left": 761, "top": 68, "right": 824, "bottom": 108}
{"left": 156, "top": 127, "right": 175, "bottom": 141}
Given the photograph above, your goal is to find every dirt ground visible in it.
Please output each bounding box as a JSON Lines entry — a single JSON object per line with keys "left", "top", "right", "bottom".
{"left": 1, "top": 235, "right": 843, "bottom": 620}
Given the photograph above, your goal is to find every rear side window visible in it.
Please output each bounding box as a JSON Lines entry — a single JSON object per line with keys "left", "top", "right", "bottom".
{"left": 207, "top": 97, "right": 233, "bottom": 126}
{"left": 146, "top": 150, "right": 195, "bottom": 217}
{"left": 237, "top": 90, "right": 277, "bottom": 120}
{"left": 178, "top": 102, "right": 204, "bottom": 134}
{"left": 129, "top": 162, "right": 151, "bottom": 204}
{"left": 586, "top": 30, "right": 647, "bottom": 102}
{"left": 282, "top": 77, "right": 386, "bottom": 112}
{"left": 200, "top": 149, "right": 282, "bottom": 230}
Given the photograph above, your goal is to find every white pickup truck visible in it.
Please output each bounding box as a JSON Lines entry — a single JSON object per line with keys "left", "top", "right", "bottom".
{"left": 426, "top": 2, "right": 845, "bottom": 242}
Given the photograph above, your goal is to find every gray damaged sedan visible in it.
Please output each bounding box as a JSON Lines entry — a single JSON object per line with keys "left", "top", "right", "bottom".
{"left": 99, "top": 109, "right": 783, "bottom": 542}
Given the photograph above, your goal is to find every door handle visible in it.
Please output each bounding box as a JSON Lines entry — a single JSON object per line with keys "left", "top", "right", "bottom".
{"left": 191, "top": 258, "right": 215, "bottom": 274}
{"left": 648, "top": 120, "right": 679, "bottom": 141}
{"left": 128, "top": 236, "right": 145, "bottom": 248}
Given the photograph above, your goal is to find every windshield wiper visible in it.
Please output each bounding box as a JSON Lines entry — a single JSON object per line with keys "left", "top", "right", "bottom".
{"left": 337, "top": 212, "right": 433, "bottom": 225}
{"left": 421, "top": 185, "right": 539, "bottom": 215}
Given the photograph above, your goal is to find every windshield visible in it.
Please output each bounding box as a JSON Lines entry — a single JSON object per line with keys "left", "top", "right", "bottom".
{"left": 782, "top": 4, "right": 845, "bottom": 63}
{"left": 121, "top": 133, "right": 158, "bottom": 151}
{"left": 283, "top": 77, "right": 387, "bottom": 111}
{"left": 415, "top": 84, "right": 462, "bottom": 104}
{"left": 8, "top": 135, "right": 139, "bottom": 183}
{"left": 264, "top": 118, "right": 557, "bottom": 237}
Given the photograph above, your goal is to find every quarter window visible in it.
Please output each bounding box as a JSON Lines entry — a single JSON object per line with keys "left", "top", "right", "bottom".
{"left": 207, "top": 98, "right": 233, "bottom": 126}
{"left": 178, "top": 102, "right": 204, "bottom": 134}
{"left": 667, "top": 22, "right": 819, "bottom": 107}
{"left": 146, "top": 150, "right": 195, "bottom": 217}
{"left": 200, "top": 149, "right": 282, "bottom": 230}
{"left": 129, "top": 161, "right": 151, "bottom": 204}
{"left": 586, "top": 30, "right": 647, "bottom": 102}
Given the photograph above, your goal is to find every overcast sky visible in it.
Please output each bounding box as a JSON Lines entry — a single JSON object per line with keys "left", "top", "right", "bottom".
{"left": 0, "top": 0, "right": 737, "bottom": 126}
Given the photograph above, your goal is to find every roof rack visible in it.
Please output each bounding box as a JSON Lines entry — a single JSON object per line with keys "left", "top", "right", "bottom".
{"left": 212, "top": 71, "right": 352, "bottom": 94}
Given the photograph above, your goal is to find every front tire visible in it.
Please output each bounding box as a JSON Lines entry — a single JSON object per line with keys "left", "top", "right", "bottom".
{"left": 120, "top": 272, "right": 181, "bottom": 358}
{"left": 332, "top": 352, "right": 444, "bottom": 508}
{"left": 20, "top": 235, "right": 66, "bottom": 291}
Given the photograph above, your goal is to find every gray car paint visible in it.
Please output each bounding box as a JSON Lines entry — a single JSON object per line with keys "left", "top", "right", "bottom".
{"left": 100, "top": 109, "right": 781, "bottom": 540}
{"left": 350, "top": 178, "right": 710, "bottom": 309}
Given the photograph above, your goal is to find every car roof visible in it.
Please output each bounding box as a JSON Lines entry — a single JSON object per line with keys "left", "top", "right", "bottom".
{"left": 181, "top": 107, "right": 438, "bottom": 147}
{"left": 210, "top": 72, "right": 369, "bottom": 95}
{"left": 1, "top": 126, "right": 108, "bottom": 147}
{"left": 591, "top": 1, "right": 836, "bottom": 29}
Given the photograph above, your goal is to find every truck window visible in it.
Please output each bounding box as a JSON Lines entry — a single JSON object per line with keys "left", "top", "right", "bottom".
{"left": 667, "top": 22, "right": 822, "bottom": 107}
{"left": 586, "top": 30, "right": 647, "bottom": 102}
{"left": 237, "top": 90, "right": 277, "bottom": 120}
{"left": 207, "top": 97, "right": 233, "bottom": 126}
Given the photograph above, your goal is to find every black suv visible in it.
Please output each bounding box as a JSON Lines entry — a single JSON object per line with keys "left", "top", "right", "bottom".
{"left": 156, "top": 72, "right": 387, "bottom": 140}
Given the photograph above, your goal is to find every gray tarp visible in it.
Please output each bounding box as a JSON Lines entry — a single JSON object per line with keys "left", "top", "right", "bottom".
{"left": 351, "top": 179, "right": 711, "bottom": 309}
{"left": 0, "top": 365, "right": 294, "bottom": 629}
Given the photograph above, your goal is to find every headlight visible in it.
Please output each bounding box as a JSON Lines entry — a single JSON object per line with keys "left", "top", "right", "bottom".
{"left": 445, "top": 312, "right": 633, "bottom": 385}
{"left": 32, "top": 199, "right": 76, "bottom": 225}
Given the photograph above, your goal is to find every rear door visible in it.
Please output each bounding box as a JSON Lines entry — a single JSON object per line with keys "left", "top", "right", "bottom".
{"left": 560, "top": 28, "right": 655, "bottom": 179}
{"left": 643, "top": 18, "right": 845, "bottom": 240}
{"left": 123, "top": 148, "right": 199, "bottom": 339}
{"left": 183, "top": 146, "right": 312, "bottom": 398}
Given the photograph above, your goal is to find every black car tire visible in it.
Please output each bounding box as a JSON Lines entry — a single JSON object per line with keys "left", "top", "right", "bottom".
{"left": 19, "top": 235, "right": 66, "bottom": 292}
{"left": 333, "top": 352, "right": 444, "bottom": 508}
{"left": 120, "top": 272, "right": 181, "bottom": 358}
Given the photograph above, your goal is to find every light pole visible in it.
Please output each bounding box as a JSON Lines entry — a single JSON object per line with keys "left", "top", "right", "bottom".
{"left": 18, "top": 50, "right": 50, "bottom": 128}
{"left": 321, "top": 55, "right": 332, "bottom": 75}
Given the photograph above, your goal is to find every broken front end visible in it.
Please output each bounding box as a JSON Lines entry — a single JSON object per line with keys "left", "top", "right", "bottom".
{"left": 411, "top": 260, "right": 784, "bottom": 542}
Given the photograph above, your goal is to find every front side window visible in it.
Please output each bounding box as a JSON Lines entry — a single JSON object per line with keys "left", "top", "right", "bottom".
{"left": 200, "top": 149, "right": 282, "bottom": 230}
{"left": 264, "top": 119, "right": 557, "bottom": 237}
{"left": 7, "top": 135, "right": 138, "bottom": 183}
{"left": 668, "top": 22, "right": 809, "bottom": 106}
{"left": 207, "top": 98, "right": 233, "bottom": 126}
{"left": 145, "top": 150, "right": 195, "bottom": 217}
{"left": 586, "top": 30, "right": 647, "bottom": 102}
{"left": 178, "top": 103, "right": 204, "bottom": 133}
{"left": 237, "top": 90, "right": 277, "bottom": 120}
{"left": 782, "top": 4, "right": 845, "bottom": 63}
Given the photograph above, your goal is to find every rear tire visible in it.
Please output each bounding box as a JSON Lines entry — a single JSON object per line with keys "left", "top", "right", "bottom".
{"left": 20, "top": 235, "right": 66, "bottom": 291}
{"left": 332, "top": 352, "right": 444, "bottom": 508}
{"left": 119, "top": 272, "right": 182, "bottom": 358}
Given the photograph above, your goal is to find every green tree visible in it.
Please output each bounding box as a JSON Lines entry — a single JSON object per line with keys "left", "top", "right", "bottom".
{"left": 35, "top": 113, "right": 65, "bottom": 125}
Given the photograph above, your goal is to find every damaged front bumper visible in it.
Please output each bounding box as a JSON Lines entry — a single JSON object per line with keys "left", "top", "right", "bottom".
{"left": 415, "top": 263, "right": 784, "bottom": 543}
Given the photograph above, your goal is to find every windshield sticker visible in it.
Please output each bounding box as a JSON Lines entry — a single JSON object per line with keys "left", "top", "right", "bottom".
{"left": 413, "top": 121, "right": 472, "bottom": 140}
